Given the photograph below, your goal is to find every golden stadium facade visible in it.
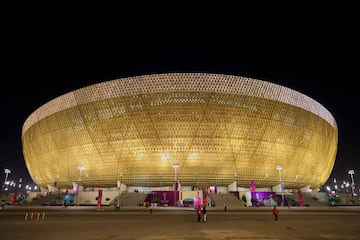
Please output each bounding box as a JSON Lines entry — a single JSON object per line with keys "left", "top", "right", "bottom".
{"left": 22, "top": 73, "right": 338, "bottom": 190}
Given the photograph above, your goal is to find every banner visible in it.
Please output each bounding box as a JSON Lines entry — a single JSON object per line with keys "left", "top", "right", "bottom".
{"left": 298, "top": 190, "right": 304, "bottom": 206}
{"left": 202, "top": 189, "right": 207, "bottom": 206}
{"left": 97, "top": 189, "right": 103, "bottom": 207}
{"left": 250, "top": 180, "right": 256, "bottom": 192}
{"left": 173, "top": 180, "right": 178, "bottom": 191}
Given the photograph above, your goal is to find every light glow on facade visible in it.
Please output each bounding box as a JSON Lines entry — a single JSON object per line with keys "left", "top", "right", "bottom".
{"left": 22, "top": 73, "right": 338, "bottom": 189}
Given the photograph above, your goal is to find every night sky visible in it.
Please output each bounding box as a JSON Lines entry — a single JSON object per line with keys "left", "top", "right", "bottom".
{"left": 1, "top": 46, "right": 358, "bottom": 192}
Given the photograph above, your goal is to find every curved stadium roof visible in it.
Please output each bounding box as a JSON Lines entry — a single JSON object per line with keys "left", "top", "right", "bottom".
{"left": 22, "top": 73, "right": 338, "bottom": 189}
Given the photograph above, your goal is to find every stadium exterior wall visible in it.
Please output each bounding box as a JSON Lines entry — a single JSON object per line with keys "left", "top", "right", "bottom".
{"left": 21, "top": 73, "right": 338, "bottom": 189}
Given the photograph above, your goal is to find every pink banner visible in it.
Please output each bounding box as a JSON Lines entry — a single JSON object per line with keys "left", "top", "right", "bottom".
{"left": 250, "top": 180, "right": 256, "bottom": 192}
{"left": 202, "top": 189, "right": 207, "bottom": 206}
{"left": 97, "top": 189, "right": 103, "bottom": 207}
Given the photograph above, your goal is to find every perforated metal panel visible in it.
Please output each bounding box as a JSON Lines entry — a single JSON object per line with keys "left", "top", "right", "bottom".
{"left": 22, "top": 73, "right": 337, "bottom": 189}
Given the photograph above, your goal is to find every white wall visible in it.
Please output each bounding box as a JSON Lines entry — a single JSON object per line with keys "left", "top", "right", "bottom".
{"left": 181, "top": 186, "right": 192, "bottom": 191}
{"left": 151, "top": 186, "right": 173, "bottom": 191}
{"left": 228, "top": 181, "right": 237, "bottom": 192}
{"left": 180, "top": 190, "right": 202, "bottom": 200}
{"left": 78, "top": 190, "right": 120, "bottom": 205}
{"left": 127, "top": 186, "right": 152, "bottom": 193}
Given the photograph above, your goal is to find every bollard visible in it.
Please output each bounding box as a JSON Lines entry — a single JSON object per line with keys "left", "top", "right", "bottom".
{"left": 33, "top": 212, "right": 38, "bottom": 221}
{"left": 30, "top": 212, "right": 34, "bottom": 220}
{"left": 25, "top": 212, "right": 29, "bottom": 221}
{"left": 37, "top": 212, "right": 40, "bottom": 221}
{"left": 42, "top": 212, "right": 46, "bottom": 221}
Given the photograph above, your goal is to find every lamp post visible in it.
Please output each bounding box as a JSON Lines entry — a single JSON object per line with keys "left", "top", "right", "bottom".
{"left": 195, "top": 172, "right": 199, "bottom": 187}
{"left": 326, "top": 186, "right": 331, "bottom": 196}
{"left": 333, "top": 178, "right": 338, "bottom": 195}
{"left": 345, "top": 181, "right": 350, "bottom": 193}
{"left": 276, "top": 165, "right": 284, "bottom": 205}
{"left": 77, "top": 165, "right": 84, "bottom": 205}
{"left": 348, "top": 170, "right": 356, "bottom": 197}
{"left": 295, "top": 175, "right": 299, "bottom": 189}
{"left": 172, "top": 163, "right": 179, "bottom": 207}
{"left": 55, "top": 175, "right": 59, "bottom": 189}
{"left": 4, "top": 169, "right": 11, "bottom": 183}
{"left": 265, "top": 173, "right": 269, "bottom": 189}
{"left": 116, "top": 173, "right": 123, "bottom": 210}
{"left": 2, "top": 169, "right": 11, "bottom": 196}
{"left": 276, "top": 165, "right": 282, "bottom": 181}
{"left": 160, "top": 173, "right": 163, "bottom": 187}
{"left": 78, "top": 165, "right": 84, "bottom": 182}
{"left": 117, "top": 173, "right": 123, "bottom": 190}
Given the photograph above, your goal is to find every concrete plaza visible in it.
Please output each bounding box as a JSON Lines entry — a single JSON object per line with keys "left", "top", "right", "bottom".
{"left": 1, "top": 205, "right": 360, "bottom": 239}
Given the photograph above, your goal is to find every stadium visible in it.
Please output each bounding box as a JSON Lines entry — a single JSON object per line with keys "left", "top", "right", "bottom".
{"left": 21, "top": 73, "right": 337, "bottom": 204}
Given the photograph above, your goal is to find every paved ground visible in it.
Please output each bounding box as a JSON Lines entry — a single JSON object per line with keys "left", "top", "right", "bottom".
{"left": 1, "top": 206, "right": 360, "bottom": 240}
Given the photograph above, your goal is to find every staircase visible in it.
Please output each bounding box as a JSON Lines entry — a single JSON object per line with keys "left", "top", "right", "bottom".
{"left": 113, "top": 192, "right": 148, "bottom": 207}
{"left": 208, "top": 193, "right": 245, "bottom": 208}
{"left": 293, "top": 191, "right": 328, "bottom": 206}
{"left": 23, "top": 193, "right": 65, "bottom": 206}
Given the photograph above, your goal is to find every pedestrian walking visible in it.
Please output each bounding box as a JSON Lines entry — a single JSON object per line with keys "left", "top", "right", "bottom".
{"left": 196, "top": 205, "right": 202, "bottom": 222}
{"left": 202, "top": 206, "right": 207, "bottom": 222}
{"left": 272, "top": 206, "right": 279, "bottom": 221}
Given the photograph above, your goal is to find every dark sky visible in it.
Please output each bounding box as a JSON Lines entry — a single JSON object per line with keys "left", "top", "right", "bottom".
{"left": 1, "top": 46, "right": 359, "bottom": 192}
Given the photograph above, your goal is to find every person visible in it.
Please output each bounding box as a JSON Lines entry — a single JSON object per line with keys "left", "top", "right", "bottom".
{"left": 202, "top": 206, "right": 207, "bottom": 222}
{"left": 273, "top": 206, "right": 279, "bottom": 221}
{"left": 196, "top": 205, "right": 201, "bottom": 222}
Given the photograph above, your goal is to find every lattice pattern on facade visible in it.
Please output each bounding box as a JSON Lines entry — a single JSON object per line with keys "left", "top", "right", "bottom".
{"left": 22, "top": 73, "right": 338, "bottom": 189}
